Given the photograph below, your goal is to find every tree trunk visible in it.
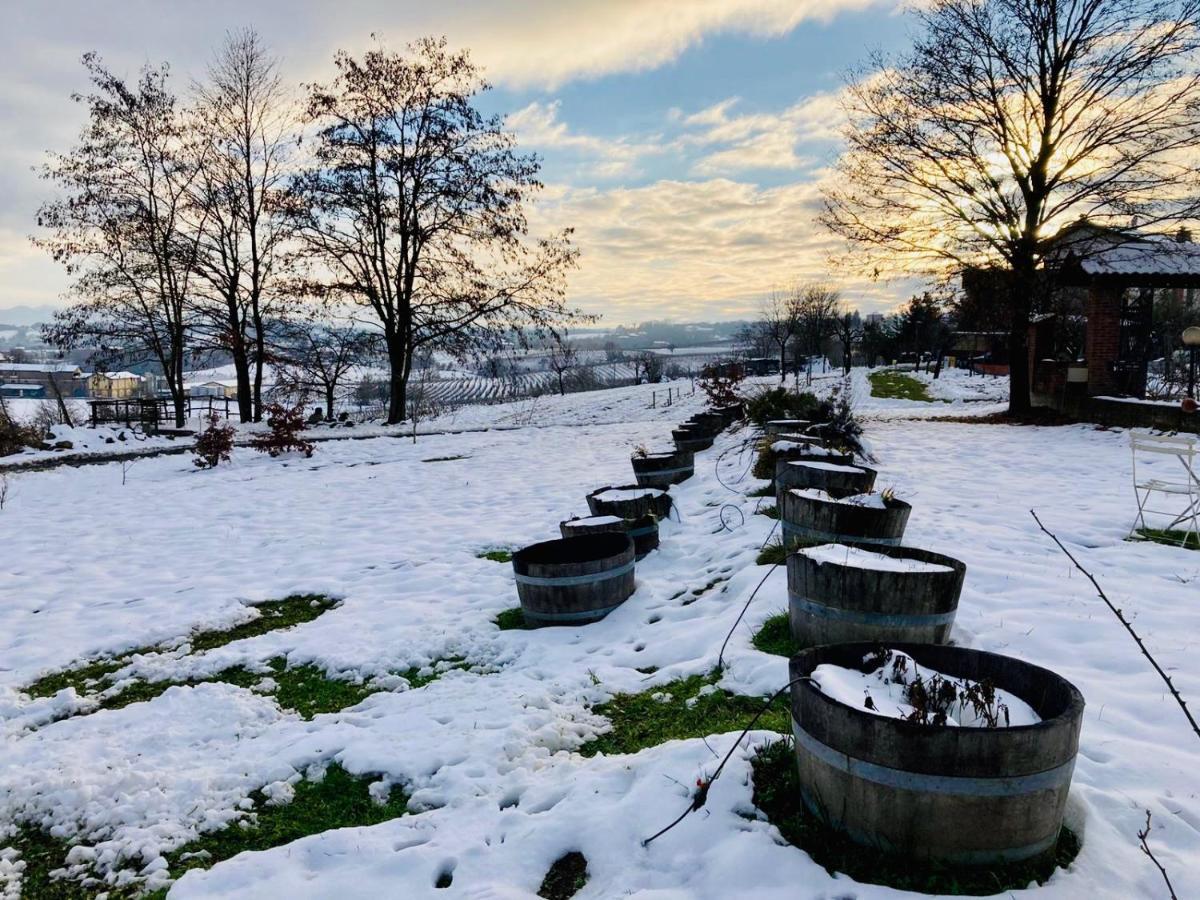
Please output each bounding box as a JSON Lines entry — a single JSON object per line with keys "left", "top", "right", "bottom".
{"left": 385, "top": 336, "right": 410, "bottom": 425}
{"left": 252, "top": 311, "right": 266, "bottom": 422}
{"left": 779, "top": 344, "right": 787, "bottom": 382}
{"left": 231, "top": 342, "right": 253, "bottom": 423}
{"left": 325, "top": 387, "right": 335, "bottom": 420}
{"left": 1006, "top": 261, "right": 1036, "bottom": 416}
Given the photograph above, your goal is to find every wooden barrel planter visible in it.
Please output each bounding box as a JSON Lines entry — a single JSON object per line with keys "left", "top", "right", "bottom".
{"left": 786, "top": 543, "right": 965, "bottom": 646}
{"left": 631, "top": 449, "right": 694, "bottom": 488}
{"left": 766, "top": 419, "right": 810, "bottom": 435}
{"left": 780, "top": 488, "right": 911, "bottom": 546}
{"left": 714, "top": 403, "right": 744, "bottom": 423}
{"left": 689, "top": 411, "right": 726, "bottom": 435}
{"left": 512, "top": 533, "right": 636, "bottom": 626}
{"left": 789, "top": 642, "right": 1084, "bottom": 865}
{"left": 561, "top": 513, "right": 660, "bottom": 559}
{"left": 672, "top": 425, "right": 714, "bottom": 454}
{"left": 755, "top": 439, "right": 853, "bottom": 482}
{"left": 774, "top": 460, "right": 877, "bottom": 498}
{"left": 587, "top": 484, "right": 673, "bottom": 520}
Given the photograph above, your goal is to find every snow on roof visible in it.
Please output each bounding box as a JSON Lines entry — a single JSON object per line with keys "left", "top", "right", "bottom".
{"left": 0, "top": 362, "right": 79, "bottom": 373}
{"left": 1078, "top": 237, "right": 1200, "bottom": 277}
{"left": 94, "top": 371, "right": 143, "bottom": 380}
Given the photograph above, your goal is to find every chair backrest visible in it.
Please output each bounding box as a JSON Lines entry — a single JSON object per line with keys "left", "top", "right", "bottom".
{"left": 1131, "top": 431, "right": 1198, "bottom": 486}
{"left": 1131, "top": 431, "right": 1198, "bottom": 457}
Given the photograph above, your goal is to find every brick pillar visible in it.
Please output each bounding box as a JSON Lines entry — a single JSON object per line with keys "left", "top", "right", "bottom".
{"left": 1086, "top": 284, "right": 1123, "bottom": 396}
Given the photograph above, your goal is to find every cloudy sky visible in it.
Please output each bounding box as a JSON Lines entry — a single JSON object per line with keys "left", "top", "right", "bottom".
{"left": 0, "top": 0, "right": 916, "bottom": 324}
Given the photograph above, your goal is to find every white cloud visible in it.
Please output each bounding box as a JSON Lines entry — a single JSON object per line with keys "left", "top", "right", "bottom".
{"left": 436, "top": 0, "right": 891, "bottom": 89}
{"left": 507, "top": 101, "right": 664, "bottom": 178}
{"left": 528, "top": 177, "right": 909, "bottom": 320}
{"left": 679, "top": 92, "right": 847, "bottom": 174}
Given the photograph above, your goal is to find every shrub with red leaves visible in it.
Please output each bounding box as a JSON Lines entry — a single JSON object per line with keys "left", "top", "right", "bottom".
{"left": 251, "top": 403, "right": 315, "bottom": 458}
{"left": 699, "top": 362, "right": 744, "bottom": 407}
{"left": 193, "top": 411, "right": 236, "bottom": 469}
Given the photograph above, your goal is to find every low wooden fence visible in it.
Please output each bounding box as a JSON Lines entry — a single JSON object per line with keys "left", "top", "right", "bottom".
{"left": 88, "top": 397, "right": 238, "bottom": 429}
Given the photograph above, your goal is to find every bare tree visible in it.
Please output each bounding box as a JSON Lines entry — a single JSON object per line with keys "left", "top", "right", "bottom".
{"left": 39, "top": 55, "right": 208, "bottom": 427}
{"left": 631, "top": 351, "right": 664, "bottom": 384}
{"left": 191, "top": 28, "right": 298, "bottom": 422}
{"left": 823, "top": 0, "right": 1200, "bottom": 414}
{"left": 275, "top": 318, "right": 378, "bottom": 420}
{"left": 291, "top": 38, "right": 582, "bottom": 424}
{"left": 796, "top": 284, "right": 841, "bottom": 367}
{"left": 759, "top": 288, "right": 803, "bottom": 381}
{"left": 732, "top": 320, "right": 772, "bottom": 361}
{"left": 832, "top": 311, "right": 861, "bottom": 375}
{"left": 546, "top": 331, "right": 579, "bottom": 395}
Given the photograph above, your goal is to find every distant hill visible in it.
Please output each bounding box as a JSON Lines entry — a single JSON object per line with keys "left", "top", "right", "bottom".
{"left": 0, "top": 304, "right": 58, "bottom": 326}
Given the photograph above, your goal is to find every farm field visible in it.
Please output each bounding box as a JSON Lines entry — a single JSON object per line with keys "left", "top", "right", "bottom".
{"left": 1, "top": 373, "right": 1198, "bottom": 898}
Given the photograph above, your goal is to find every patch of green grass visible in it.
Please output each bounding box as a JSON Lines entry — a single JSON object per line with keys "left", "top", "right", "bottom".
{"left": 538, "top": 851, "right": 589, "bottom": 899}
{"left": 188, "top": 595, "right": 338, "bottom": 654}
{"left": 747, "top": 484, "right": 775, "bottom": 498}
{"left": 868, "top": 370, "right": 938, "bottom": 402}
{"left": 166, "top": 764, "right": 408, "bottom": 880}
{"left": 680, "top": 575, "right": 730, "bottom": 605}
{"left": 495, "top": 607, "right": 527, "bottom": 630}
{"left": 1134, "top": 527, "right": 1200, "bottom": 550}
{"left": 750, "top": 740, "right": 1080, "bottom": 895}
{"left": 757, "top": 540, "right": 789, "bottom": 566}
{"left": 26, "top": 594, "right": 339, "bottom": 700}
{"left": 102, "top": 655, "right": 468, "bottom": 719}
{"left": 6, "top": 765, "right": 407, "bottom": 898}
{"left": 422, "top": 454, "right": 470, "bottom": 463}
{"left": 752, "top": 613, "right": 797, "bottom": 658}
{"left": 757, "top": 503, "right": 780, "bottom": 519}
{"left": 581, "top": 673, "right": 788, "bottom": 757}
{"left": 4, "top": 827, "right": 145, "bottom": 898}
{"left": 477, "top": 549, "right": 514, "bottom": 563}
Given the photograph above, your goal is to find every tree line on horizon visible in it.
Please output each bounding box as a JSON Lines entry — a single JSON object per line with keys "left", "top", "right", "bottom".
{"left": 36, "top": 31, "right": 582, "bottom": 427}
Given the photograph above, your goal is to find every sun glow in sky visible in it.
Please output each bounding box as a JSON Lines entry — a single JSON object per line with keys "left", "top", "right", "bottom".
{"left": 0, "top": 0, "right": 915, "bottom": 323}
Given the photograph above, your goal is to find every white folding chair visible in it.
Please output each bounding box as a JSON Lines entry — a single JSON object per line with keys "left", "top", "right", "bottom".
{"left": 1130, "top": 432, "right": 1200, "bottom": 546}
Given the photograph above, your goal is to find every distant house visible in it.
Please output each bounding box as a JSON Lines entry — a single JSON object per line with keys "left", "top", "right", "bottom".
{"left": 0, "top": 383, "right": 41, "bottom": 399}
{"left": 742, "top": 357, "right": 781, "bottom": 377}
{"left": 0, "top": 362, "right": 81, "bottom": 399}
{"left": 87, "top": 371, "right": 145, "bottom": 399}
{"left": 186, "top": 379, "right": 239, "bottom": 399}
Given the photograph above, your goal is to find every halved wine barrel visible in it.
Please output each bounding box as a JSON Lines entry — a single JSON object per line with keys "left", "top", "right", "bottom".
{"left": 766, "top": 419, "right": 810, "bottom": 435}
{"left": 772, "top": 452, "right": 858, "bottom": 487}
{"left": 780, "top": 488, "right": 911, "bottom": 546}
{"left": 513, "top": 533, "right": 636, "bottom": 626}
{"left": 587, "top": 484, "right": 673, "bottom": 520}
{"left": 714, "top": 403, "right": 744, "bottom": 423}
{"left": 631, "top": 448, "right": 694, "bottom": 488}
{"left": 672, "top": 425, "right": 714, "bottom": 453}
{"left": 774, "top": 460, "right": 877, "bottom": 498}
{"left": 789, "top": 643, "right": 1084, "bottom": 864}
{"left": 772, "top": 432, "right": 827, "bottom": 446}
{"left": 560, "top": 513, "right": 660, "bottom": 559}
{"left": 689, "top": 411, "right": 726, "bottom": 434}
{"left": 755, "top": 438, "right": 853, "bottom": 482}
{"left": 787, "top": 542, "right": 965, "bottom": 646}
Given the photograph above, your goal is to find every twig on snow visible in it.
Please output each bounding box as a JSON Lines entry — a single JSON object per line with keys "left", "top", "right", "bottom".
{"left": 642, "top": 676, "right": 810, "bottom": 848}
{"left": 1137, "top": 810, "right": 1178, "bottom": 900}
{"left": 1030, "top": 509, "right": 1200, "bottom": 743}
{"left": 717, "top": 562, "right": 781, "bottom": 671}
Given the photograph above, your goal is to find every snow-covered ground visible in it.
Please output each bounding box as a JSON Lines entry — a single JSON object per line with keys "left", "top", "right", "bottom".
{"left": 2, "top": 372, "right": 1199, "bottom": 897}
